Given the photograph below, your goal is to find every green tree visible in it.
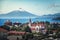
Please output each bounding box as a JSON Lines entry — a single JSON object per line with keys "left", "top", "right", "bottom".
{"left": 24, "top": 26, "right": 32, "bottom": 33}
{"left": 2, "top": 25, "right": 10, "bottom": 31}
{"left": 45, "top": 21, "right": 50, "bottom": 25}
{"left": 11, "top": 26, "right": 16, "bottom": 31}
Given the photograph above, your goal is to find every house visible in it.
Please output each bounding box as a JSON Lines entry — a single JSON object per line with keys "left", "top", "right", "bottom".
{"left": 4, "top": 20, "right": 12, "bottom": 26}
{"left": 13, "top": 21, "right": 21, "bottom": 27}
{"left": 28, "top": 19, "right": 46, "bottom": 33}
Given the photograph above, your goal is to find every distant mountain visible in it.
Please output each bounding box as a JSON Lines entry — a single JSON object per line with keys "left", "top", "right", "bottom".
{"left": 38, "top": 13, "right": 60, "bottom": 18}
{"left": 0, "top": 10, "right": 38, "bottom": 19}
{"left": 53, "top": 17, "right": 60, "bottom": 20}
{"left": 36, "top": 13, "right": 60, "bottom": 22}
{"left": 43, "top": 13, "right": 60, "bottom": 17}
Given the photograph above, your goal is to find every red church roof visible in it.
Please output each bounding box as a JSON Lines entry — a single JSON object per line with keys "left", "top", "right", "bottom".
{"left": 31, "top": 23, "right": 45, "bottom": 27}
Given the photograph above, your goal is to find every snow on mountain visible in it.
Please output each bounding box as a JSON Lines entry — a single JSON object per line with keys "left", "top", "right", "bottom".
{"left": 0, "top": 10, "right": 38, "bottom": 19}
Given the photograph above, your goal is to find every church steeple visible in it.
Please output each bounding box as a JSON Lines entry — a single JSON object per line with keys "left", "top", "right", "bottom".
{"left": 29, "top": 19, "right": 31, "bottom": 23}
{"left": 29, "top": 19, "right": 32, "bottom": 27}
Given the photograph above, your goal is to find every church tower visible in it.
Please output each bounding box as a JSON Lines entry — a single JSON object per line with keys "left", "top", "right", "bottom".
{"left": 28, "top": 19, "right": 32, "bottom": 27}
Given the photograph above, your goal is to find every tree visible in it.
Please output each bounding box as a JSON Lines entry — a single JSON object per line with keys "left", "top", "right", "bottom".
{"left": 24, "top": 26, "right": 32, "bottom": 33}
{"left": 45, "top": 21, "right": 50, "bottom": 25}
{"left": 11, "top": 26, "right": 16, "bottom": 31}
{"left": 1, "top": 25, "right": 10, "bottom": 31}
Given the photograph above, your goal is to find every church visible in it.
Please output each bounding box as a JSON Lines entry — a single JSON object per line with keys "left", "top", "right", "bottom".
{"left": 28, "top": 19, "right": 47, "bottom": 33}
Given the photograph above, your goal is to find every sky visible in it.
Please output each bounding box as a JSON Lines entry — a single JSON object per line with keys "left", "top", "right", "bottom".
{"left": 0, "top": 0, "right": 60, "bottom": 16}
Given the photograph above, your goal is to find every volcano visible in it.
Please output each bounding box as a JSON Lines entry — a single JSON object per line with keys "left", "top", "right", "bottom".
{"left": 0, "top": 10, "right": 38, "bottom": 19}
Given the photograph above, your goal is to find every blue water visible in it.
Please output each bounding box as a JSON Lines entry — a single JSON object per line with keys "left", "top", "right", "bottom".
{"left": 0, "top": 19, "right": 29, "bottom": 26}
{"left": 0, "top": 18, "right": 60, "bottom": 26}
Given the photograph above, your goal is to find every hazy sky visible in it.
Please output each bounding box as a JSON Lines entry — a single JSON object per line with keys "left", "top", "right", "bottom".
{"left": 0, "top": 0, "right": 60, "bottom": 16}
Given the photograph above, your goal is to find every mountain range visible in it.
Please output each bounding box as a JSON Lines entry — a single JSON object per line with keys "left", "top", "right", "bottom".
{"left": 0, "top": 10, "right": 60, "bottom": 19}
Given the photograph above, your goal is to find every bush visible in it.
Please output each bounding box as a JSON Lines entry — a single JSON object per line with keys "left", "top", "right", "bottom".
{"left": 24, "top": 26, "right": 32, "bottom": 33}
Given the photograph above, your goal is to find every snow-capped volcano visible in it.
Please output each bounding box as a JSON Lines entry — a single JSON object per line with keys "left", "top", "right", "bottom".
{"left": 0, "top": 10, "right": 38, "bottom": 19}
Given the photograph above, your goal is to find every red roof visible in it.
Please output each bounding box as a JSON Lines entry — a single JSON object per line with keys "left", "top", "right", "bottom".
{"left": 8, "top": 31, "right": 26, "bottom": 35}
{"left": 0, "top": 28, "right": 8, "bottom": 32}
{"left": 31, "top": 24, "right": 36, "bottom": 27}
{"left": 30, "top": 28, "right": 35, "bottom": 30}
{"left": 31, "top": 23, "right": 45, "bottom": 27}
